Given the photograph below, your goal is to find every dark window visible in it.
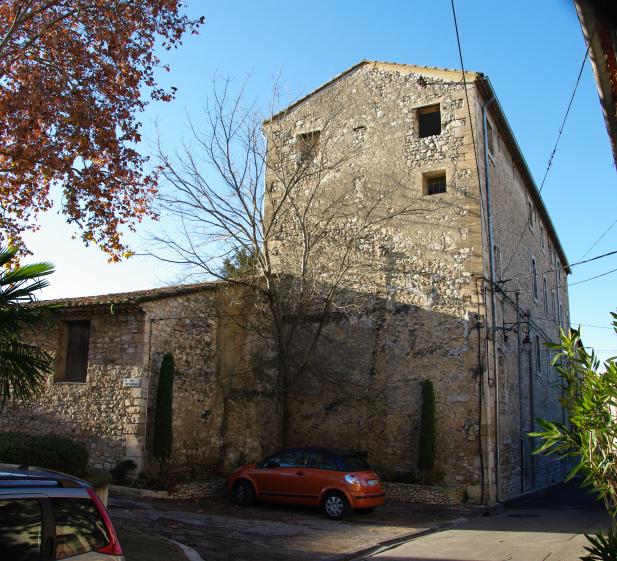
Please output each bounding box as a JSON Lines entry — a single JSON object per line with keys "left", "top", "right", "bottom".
{"left": 487, "top": 120, "right": 495, "bottom": 155}
{"left": 425, "top": 173, "right": 446, "bottom": 195}
{"left": 535, "top": 335, "right": 542, "bottom": 373}
{"left": 0, "top": 499, "right": 42, "bottom": 561}
{"left": 418, "top": 105, "right": 441, "bottom": 138}
{"left": 297, "top": 131, "right": 320, "bottom": 162}
{"left": 52, "top": 498, "right": 109, "bottom": 559}
{"left": 340, "top": 454, "right": 371, "bottom": 471}
{"left": 65, "top": 321, "right": 90, "bottom": 382}
{"left": 543, "top": 277, "right": 549, "bottom": 314}
{"left": 269, "top": 451, "right": 305, "bottom": 468}
{"left": 305, "top": 452, "right": 338, "bottom": 470}
{"left": 531, "top": 257, "right": 538, "bottom": 300}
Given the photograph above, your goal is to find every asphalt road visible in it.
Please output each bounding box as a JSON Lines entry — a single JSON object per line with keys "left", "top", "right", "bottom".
{"left": 365, "top": 482, "right": 611, "bottom": 561}
{"left": 109, "top": 494, "right": 482, "bottom": 561}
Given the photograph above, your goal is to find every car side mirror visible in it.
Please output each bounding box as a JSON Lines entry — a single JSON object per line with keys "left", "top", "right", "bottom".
{"left": 266, "top": 461, "right": 280, "bottom": 469}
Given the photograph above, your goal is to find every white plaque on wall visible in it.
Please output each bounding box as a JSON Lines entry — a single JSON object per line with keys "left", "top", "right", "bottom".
{"left": 123, "top": 378, "right": 141, "bottom": 388}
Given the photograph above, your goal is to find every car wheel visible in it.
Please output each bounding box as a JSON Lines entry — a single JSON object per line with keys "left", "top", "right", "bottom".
{"left": 232, "top": 480, "right": 255, "bottom": 507}
{"left": 323, "top": 492, "right": 349, "bottom": 520}
{"left": 356, "top": 507, "right": 374, "bottom": 515}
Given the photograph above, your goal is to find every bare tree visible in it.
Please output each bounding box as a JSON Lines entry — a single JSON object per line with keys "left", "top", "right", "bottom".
{"left": 151, "top": 77, "right": 445, "bottom": 446}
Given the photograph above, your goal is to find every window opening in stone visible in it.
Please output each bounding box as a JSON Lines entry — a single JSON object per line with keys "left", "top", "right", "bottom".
{"left": 424, "top": 172, "right": 446, "bottom": 196}
{"left": 531, "top": 256, "right": 538, "bottom": 300}
{"left": 487, "top": 120, "right": 495, "bottom": 155}
{"left": 297, "top": 131, "right": 320, "bottom": 162}
{"left": 61, "top": 320, "right": 91, "bottom": 382}
{"left": 543, "top": 276, "right": 548, "bottom": 315}
{"left": 417, "top": 104, "right": 441, "bottom": 138}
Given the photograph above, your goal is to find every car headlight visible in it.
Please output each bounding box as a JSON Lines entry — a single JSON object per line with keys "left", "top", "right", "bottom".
{"left": 344, "top": 473, "right": 360, "bottom": 486}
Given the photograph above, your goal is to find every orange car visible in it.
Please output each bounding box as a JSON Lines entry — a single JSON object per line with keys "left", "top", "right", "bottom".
{"left": 227, "top": 447, "right": 385, "bottom": 519}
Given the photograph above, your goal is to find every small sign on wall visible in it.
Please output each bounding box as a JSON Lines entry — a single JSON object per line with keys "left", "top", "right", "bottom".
{"left": 123, "top": 378, "right": 141, "bottom": 388}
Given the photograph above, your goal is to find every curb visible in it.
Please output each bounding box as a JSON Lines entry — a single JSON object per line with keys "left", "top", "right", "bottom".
{"left": 170, "top": 540, "right": 206, "bottom": 561}
{"left": 109, "top": 484, "right": 170, "bottom": 499}
{"left": 326, "top": 505, "right": 502, "bottom": 561}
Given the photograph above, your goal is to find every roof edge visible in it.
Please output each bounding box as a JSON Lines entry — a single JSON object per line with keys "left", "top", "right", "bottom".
{"left": 264, "top": 60, "right": 480, "bottom": 124}
{"left": 475, "top": 76, "right": 570, "bottom": 273}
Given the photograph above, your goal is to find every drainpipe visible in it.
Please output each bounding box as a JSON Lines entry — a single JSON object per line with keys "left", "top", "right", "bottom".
{"left": 515, "top": 292, "right": 525, "bottom": 493}
{"left": 527, "top": 309, "right": 536, "bottom": 490}
{"left": 482, "top": 96, "right": 500, "bottom": 502}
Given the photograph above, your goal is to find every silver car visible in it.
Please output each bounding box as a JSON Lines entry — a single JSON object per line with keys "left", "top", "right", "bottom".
{"left": 0, "top": 464, "right": 124, "bottom": 561}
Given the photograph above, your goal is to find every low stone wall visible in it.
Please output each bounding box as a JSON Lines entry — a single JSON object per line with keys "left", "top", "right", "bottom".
{"left": 382, "top": 482, "right": 465, "bottom": 505}
{"left": 171, "top": 478, "right": 227, "bottom": 499}
{"left": 166, "top": 478, "right": 464, "bottom": 505}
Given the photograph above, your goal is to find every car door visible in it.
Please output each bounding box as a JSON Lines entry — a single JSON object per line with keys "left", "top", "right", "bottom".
{"left": 302, "top": 451, "right": 342, "bottom": 503}
{"left": 254, "top": 450, "right": 307, "bottom": 503}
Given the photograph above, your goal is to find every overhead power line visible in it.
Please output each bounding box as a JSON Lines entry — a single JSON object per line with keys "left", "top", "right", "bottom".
{"left": 579, "top": 217, "right": 617, "bottom": 261}
{"left": 501, "top": 40, "right": 591, "bottom": 277}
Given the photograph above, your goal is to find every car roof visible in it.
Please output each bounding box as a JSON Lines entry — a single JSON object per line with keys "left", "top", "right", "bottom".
{"left": 0, "top": 463, "right": 88, "bottom": 489}
{"left": 277, "top": 447, "right": 363, "bottom": 457}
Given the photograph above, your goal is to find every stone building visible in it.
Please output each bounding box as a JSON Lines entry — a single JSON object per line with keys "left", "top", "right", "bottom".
{"left": 262, "top": 60, "right": 571, "bottom": 504}
{"left": 2, "top": 61, "right": 570, "bottom": 505}
{"left": 1, "top": 284, "right": 278, "bottom": 476}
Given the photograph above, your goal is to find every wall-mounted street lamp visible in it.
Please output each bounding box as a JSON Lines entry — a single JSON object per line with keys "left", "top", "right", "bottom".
{"left": 496, "top": 320, "right": 531, "bottom": 347}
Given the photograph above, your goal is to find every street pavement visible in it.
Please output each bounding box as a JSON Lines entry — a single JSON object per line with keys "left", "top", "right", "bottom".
{"left": 109, "top": 494, "right": 483, "bottom": 561}
{"left": 110, "top": 480, "right": 610, "bottom": 561}
{"left": 363, "top": 482, "right": 610, "bottom": 561}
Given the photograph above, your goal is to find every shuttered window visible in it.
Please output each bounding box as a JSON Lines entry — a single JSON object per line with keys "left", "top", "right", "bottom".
{"left": 65, "top": 321, "right": 90, "bottom": 382}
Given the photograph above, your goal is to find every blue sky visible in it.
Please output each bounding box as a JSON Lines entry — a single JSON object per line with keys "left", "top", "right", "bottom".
{"left": 24, "top": 0, "right": 617, "bottom": 360}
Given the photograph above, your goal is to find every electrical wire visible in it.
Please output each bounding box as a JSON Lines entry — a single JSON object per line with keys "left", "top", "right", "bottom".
{"left": 501, "top": 40, "right": 591, "bottom": 277}
{"left": 578, "top": 218, "right": 617, "bottom": 261}
{"left": 499, "top": 248, "right": 617, "bottom": 284}
{"left": 449, "top": 0, "right": 489, "bottom": 238}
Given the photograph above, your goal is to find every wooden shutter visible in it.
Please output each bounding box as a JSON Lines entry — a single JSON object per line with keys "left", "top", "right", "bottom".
{"left": 65, "top": 321, "right": 90, "bottom": 382}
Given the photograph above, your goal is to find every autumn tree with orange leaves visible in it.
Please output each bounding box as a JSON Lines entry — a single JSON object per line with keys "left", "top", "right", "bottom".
{"left": 0, "top": 1, "right": 203, "bottom": 259}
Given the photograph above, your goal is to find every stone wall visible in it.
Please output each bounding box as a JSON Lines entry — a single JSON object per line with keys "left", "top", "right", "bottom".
{"left": 264, "top": 62, "right": 485, "bottom": 500}
{"left": 475, "top": 93, "right": 569, "bottom": 498}
{"left": 1, "top": 308, "right": 147, "bottom": 470}
{"left": 143, "top": 286, "right": 278, "bottom": 476}
{"left": 382, "top": 482, "right": 466, "bottom": 505}
{"left": 171, "top": 479, "right": 465, "bottom": 506}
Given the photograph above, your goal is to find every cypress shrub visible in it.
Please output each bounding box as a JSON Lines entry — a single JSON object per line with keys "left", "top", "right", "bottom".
{"left": 418, "top": 380, "right": 436, "bottom": 472}
{"left": 153, "top": 353, "right": 174, "bottom": 462}
{"left": 0, "top": 432, "right": 89, "bottom": 476}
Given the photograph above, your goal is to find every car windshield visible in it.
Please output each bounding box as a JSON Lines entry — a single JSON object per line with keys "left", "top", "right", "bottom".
{"left": 341, "top": 454, "right": 371, "bottom": 471}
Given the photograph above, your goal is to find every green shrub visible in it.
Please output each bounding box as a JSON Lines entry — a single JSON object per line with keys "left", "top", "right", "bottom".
{"left": 418, "top": 380, "right": 436, "bottom": 472}
{"left": 110, "top": 459, "right": 137, "bottom": 484}
{"left": 0, "top": 432, "right": 89, "bottom": 476}
{"left": 153, "top": 353, "right": 174, "bottom": 462}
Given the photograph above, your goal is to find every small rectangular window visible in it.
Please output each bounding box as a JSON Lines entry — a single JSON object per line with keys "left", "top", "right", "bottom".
{"left": 424, "top": 172, "right": 446, "bottom": 195}
{"left": 528, "top": 201, "right": 534, "bottom": 230}
{"left": 57, "top": 320, "right": 91, "bottom": 383}
{"left": 297, "top": 131, "right": 320, "bottom": 162}
{"left": 540, "top": 225, "right": 545, "bottom": 250}
{"left": 543, "top": 277, "right": 548, "bottom": 314}
{"left": 487, "top": 120, "right": 495, "bottom": 155}
{"left": 531, "top": 257, "right": 538, "bottom": 300}
{"left": 535, "top": 335, "right": 542, "bottom": 374}
{"left": 418, "top": 104, "right": 441, "bottom": 138}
